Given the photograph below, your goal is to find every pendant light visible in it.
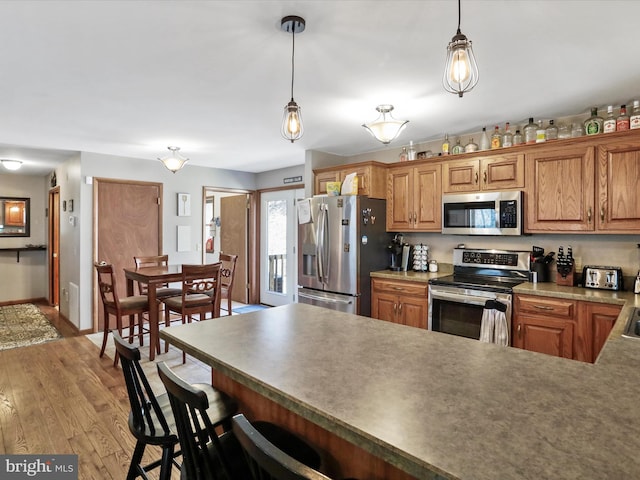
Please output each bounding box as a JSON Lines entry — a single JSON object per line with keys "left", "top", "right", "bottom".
{"left": 443, "top": 0, "right": 479, "bottom": 97}
{"left": 280, "top": 15, "right": 305, "bottom": 143}
{"left": 158, "top": 146, "right": 188, "bottom": 173}
{"left": 362, "top": 105, "right": 409, "bottom": 144}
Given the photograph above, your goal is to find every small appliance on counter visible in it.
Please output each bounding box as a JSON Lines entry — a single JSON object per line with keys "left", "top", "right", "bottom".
{"left": 582, "top": 265, "right": 624, "bottom": 291}
{"left": 387, "top": 234, "right": 410, "bottom": 271}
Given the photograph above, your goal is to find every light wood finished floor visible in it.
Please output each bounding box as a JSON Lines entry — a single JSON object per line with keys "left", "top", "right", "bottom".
{"left": 0, "top": 304, "right": 204, "bottom": 479}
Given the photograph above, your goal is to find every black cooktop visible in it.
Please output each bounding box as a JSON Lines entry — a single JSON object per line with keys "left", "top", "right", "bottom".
{"left": 429, "top": 272, "right": 527, "bottom": 293}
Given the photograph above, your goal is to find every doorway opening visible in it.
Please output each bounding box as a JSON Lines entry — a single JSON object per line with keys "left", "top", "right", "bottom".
{"left": 202, "top": 187, "right": 256, "bottom": 310}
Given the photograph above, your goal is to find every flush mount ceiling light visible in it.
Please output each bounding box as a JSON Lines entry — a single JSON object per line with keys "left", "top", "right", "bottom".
{"left": 281, "top": 15, "right": 305, "bottom": 143}
{"left": 158, "top": 146, "right": 188, "bottom": 173}
{"left": 443, "top": 0, "right": 479, "bottom": 97}
{"left": 1, "top": 159, "right": 23, "bottom": 171}
{"left": 362, "top": 105, "right": 409, "bottom": 144}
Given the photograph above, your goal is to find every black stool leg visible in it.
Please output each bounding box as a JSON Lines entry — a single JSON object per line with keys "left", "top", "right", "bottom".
{"left": 158, "top": 444, "right": 175, "bottom": 480}
{"left": 127, "top": 441, "right": 146, "bottom": 480}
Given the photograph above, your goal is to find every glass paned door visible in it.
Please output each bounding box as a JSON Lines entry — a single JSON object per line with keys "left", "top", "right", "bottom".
{"left": 260, "top": 189, "right": 303, "bottom": 306}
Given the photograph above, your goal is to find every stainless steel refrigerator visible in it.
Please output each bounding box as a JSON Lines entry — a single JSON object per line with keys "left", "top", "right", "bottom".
{"left": 297, "top": 195, "right": 388, "bottom": 316}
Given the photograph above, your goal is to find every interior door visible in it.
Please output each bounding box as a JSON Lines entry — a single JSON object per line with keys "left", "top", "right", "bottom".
{"left": 48, "top": 187, "right": 60, "bottom": 306}
{"left": 220, "top": 194, "right": 248, "bottom": 304}
{"left": 259, "top": 188, "right": 304, "bottom": 307}
{"left": 94, "top": 179, "right": 162, "bottom": 331}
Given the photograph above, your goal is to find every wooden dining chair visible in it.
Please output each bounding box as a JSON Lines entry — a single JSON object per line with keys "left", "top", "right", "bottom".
{"left": 133, "top": 254, "right": 182, "bottom": 299}
{"left": 114, "top": 332, "right": 238, "bottom": 480}
{"left": 161, "top": 263, "right": 223, "bottom": 361}
{"left": 219, "top": 253, "right": 238, "bottom": 315}
{"left": 95, "top": 262, "right": 150, "bottom": 366}
{"left": 157, "top": 362, "right": 322, "bottom": 480}
{"left": 232, "top": 413, "right": 334, "bottom": 480}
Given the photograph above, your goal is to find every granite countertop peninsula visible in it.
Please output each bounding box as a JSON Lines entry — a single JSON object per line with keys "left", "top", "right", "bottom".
{"left": 161, "top": 302, "right": 640, "bottom": 480}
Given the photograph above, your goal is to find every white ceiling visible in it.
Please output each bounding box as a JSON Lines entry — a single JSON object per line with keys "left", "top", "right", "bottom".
{"left": 1, "top": 0, "right": 640, "bottom": 176}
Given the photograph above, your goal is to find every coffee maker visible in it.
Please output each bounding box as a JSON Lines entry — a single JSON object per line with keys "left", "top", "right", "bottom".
{"left": 387, "top": 234, "right": 410, "bottom": 271}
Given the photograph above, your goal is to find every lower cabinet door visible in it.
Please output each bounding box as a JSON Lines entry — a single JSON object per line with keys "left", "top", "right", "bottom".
{"left": 371, "top": 292, "right": 398, "bottom": 323}
{"left": 514, "top": 315, "right": 574, "bottom": 359}
{"left": 398, "top": 295, "right": 428, "bottom": 329}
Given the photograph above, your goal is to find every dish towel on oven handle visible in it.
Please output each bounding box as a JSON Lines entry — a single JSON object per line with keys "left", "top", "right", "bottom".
{"left": 479, "top": 299, "right": 510, "bottom": 346}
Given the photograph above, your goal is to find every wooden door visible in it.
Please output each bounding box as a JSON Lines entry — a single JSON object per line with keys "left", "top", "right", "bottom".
{"left": 597, "top": 140, "right": 640, "bottom": 232}
{"left": 221, "top": 194, "right": 248, "bottom": 304}
{"left": 525, "top": 145, "right": 595, "bottom": 232}
{"left": 48, "top": 188, "right": 60, "bottom": 306}
{"left": 314, "top": 170, "right": 339, "bottom": 196}
{"left": 386, "top": 166, "right": 413, "bottom": 231}
{"left": 581, "top": 302, "right": 622, "bottom": 362}
{"left": 398, "top": 295, "right": 428, "bottom": 329}
{"left": 442, "top": 159, "right": 479, "bottom": 193}
{"left": 481, "top": 154, "right": 524, "bottom": 190}
{"left": 514, "top": 315, "right": 574, "bottom": 358}
{"left": 94, "top": 179, "right": 162, "bottom": 331}
{"left": 414, "top": 164, "right": 442, "bottom": 231}
{"left": 371, "top": 291, "right": 397, "bottom": 323}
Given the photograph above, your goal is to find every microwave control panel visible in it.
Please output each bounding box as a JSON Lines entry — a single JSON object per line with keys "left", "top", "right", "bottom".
{"left": 499, "top": 200, "right": 518, "bottom": 228}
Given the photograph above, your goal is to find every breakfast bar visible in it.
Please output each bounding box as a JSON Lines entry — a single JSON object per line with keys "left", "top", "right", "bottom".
{"left": 160, "top": 303, "right": 640, "bottom": 480}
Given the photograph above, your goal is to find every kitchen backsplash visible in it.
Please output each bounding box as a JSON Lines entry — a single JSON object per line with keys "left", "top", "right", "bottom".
{"left": 400, "top": 232, "right": 640, "bottom": 287}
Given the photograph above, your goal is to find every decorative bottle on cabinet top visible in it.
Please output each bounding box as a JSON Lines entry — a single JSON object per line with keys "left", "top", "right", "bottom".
{"left": 407, "top": 141, "right": 417, "bottom": 160}
{"left": 617, "top": 104, "right": 630, "bottom": 131}
{"left": 630, "top": 100, "right": 640, "bottom": 129}
{"left": 603, "top": 105, "right": 616, "bottom": 133}
{"left": 442, "top": 134, "right": 450, "bottom": 155}
{"left": 513, "top": 129, "right": 524, "bottom": 145}
{"left": 502, "top": 122, "right": 513, "bottom": 147}
{"left": 490, "top": 126, "right": 502, "bottom": 149}
{"left": 524, "top": 117, "right": 537, "bottom": 144}
{"left": 584, "top": 107, "right": 603, "bottom": 135}
{"left": 545, "top": 119, "right": 558, "bottom": 140}
{"left": 479, "top": 127, "right": 490, "bottom": 150}
{"left": 399, "top": 147, "right": 408, "bottom": 162}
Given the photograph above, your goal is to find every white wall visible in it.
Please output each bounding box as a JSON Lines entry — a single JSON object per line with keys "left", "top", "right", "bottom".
{"left": 57, "top": 151, "right": 259, "bottom": 331}
{"left": 0, "top": 174, "right": 49, "bottom": 302}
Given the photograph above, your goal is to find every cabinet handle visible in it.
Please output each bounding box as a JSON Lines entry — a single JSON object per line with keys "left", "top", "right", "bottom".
{"left": 587, "top": 207, "right": 592, "bottom": 223}
{"left": 398, "top": 303, "right": 402, "bottom": 315}
{"left": 475, "top": 171, "right": 479, "bottom": 184}
{"left": 517, "top": 323, "right": 522, "bottom": 338}
{"left": 392, "top": 287, "right": 405, "bottom": 291}
{"left": 393, "top": 303, "right": 397, "bottom": 314}
{"left": 533, "top": 305, "right": 553, "bottom": 310}
{"left": 483, "top": 170, "right": 487, "bottom": 183}
{"left": 600, "top": 206, "right": 605, "bottom": 223}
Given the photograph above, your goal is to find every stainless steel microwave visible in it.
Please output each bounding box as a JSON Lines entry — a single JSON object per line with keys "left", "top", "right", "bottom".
{"left": 441, "top": 191, "right": 523, "bottom": 236}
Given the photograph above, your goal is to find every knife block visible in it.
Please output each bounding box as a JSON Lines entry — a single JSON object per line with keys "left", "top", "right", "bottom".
{"left": 556, "top": 264, "right": 576, "bottom": 286}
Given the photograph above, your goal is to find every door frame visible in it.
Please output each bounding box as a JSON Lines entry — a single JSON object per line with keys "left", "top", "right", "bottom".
{"left": 257, "top": 185, "right": 304, "bottom": 306}
{"left": 48, "top": 187, "right": 60, "bottom": 306}
{"left": 201, "top": 186, "right": 258, "bottom": 304}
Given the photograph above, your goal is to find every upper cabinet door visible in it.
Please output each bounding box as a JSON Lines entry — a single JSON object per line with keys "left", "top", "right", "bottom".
{"left": 442, "top": 154, "right": 523, "bottom": 193}
{"left": 597, "top": 139, "right": 640, "bottom": 232}
{"left": 525, "top": 145, "right": 596, "bottom": 232}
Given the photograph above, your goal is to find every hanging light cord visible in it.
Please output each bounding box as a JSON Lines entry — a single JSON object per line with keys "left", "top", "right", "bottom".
{"left": 456, "top": 0, "right": 462, "bottom": 34}
{"left": 290, "top": 27, "right": 296, "bottom": 101}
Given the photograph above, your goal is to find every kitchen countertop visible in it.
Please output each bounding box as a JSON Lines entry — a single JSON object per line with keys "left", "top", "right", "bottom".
{"left": 161, "top": 302, "right": 640, "bottom": 480}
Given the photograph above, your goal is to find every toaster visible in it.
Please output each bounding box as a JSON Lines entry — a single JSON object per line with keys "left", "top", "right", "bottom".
{"left": 582, "top": 265, "right": 624, "bottom": 291}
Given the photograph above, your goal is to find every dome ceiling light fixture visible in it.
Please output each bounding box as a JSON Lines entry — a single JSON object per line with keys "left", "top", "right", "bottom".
{"left": 443, "top": 0, "right": 479, "bottom": 97}
{"left": 280, "top": 15, "right": 305, "bottom": 143}
{"left": 362, "top": 105, "right": 409, "bottom": 145}
{"left": 1, "top": 159, "right": 23, "bottom": 171}
{"left": 158, "top": 146, "right": 188, "bottom": 173}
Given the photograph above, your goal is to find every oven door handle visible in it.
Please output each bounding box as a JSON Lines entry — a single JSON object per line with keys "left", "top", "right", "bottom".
{"left": 430, "top": 290, "right": 495, "bottom": 307}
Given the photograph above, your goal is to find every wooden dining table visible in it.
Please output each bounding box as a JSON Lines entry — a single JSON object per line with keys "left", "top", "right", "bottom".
{"left": 123, "top": 264, "right": 184, "bottom": 361}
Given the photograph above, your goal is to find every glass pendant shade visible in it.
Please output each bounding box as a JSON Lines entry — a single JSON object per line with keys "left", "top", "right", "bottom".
{"left": 362, "top": 105, "right": 408, "bottom": 144}
{"left": 443, "top": 31, "right": 479, "bottom": 97}
{"left": 281, "top": 16, "right": 305, "bottom": 143}
{"left": 282, "top": 99, "right": 303, "bottom": 142}
{"left": 1, "top": 159, "right": 22, "bottom": 171}
{"left": 158, "top": 146, "right": 188, "bottom": 173}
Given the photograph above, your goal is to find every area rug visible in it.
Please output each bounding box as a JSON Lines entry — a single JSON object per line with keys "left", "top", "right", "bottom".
{"left": 233, "top": 304, "right": 270, "bottom": 314}
{"left": 0, "top": 303, "right": 62, "bottom": 351}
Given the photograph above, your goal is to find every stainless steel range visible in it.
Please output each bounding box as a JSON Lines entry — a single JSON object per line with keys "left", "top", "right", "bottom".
{"left": 428, "top": 248, "right": 530, "bottom": 343}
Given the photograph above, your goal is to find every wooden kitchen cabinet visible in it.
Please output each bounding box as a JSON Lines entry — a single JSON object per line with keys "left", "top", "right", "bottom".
{"left": 386, "top": 163, "right": 441, "bottom": 232}
{"left": 313, "top": 161, "right": 387, "bottom": 199}
{"left": 596, "top": 137, "right": 640, "bottom": 232}
{"left": 579, "top": 301, "right": 622, "bottom": 362}
{"left": 442, "top": 153, "right": 524, "bottom": 193}
{"left": 371, "top": 278, "right": 428, "bottom": 329}
{"left": 525, "top": 144, "right": 596, "bottom": 232}
{"left": 4, "top": 201, "right": 25, "bottom": 226}
{"left": 513, "top": 295, "right": 577, "bottom": 359}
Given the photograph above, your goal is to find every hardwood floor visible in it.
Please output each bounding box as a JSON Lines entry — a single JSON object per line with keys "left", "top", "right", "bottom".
{"left": 0, "top": 304, "right": 188, "bottom": 479}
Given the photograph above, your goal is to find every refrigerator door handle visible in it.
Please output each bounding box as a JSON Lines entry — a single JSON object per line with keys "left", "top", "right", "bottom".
{"left": 316, "top": 203, "right": 329, "bottom": 285}
{"left": 298, "top": 291, "right": 354, "bottom": 305}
